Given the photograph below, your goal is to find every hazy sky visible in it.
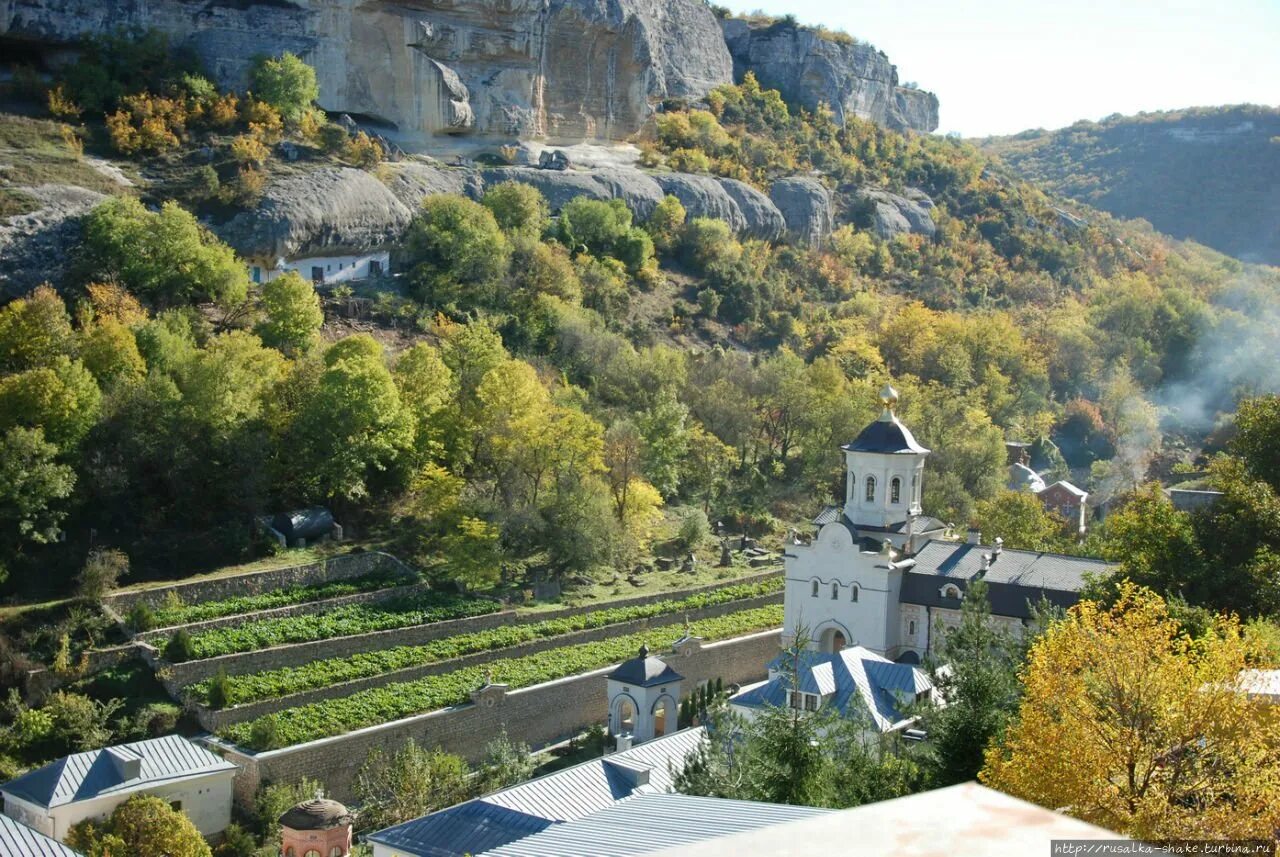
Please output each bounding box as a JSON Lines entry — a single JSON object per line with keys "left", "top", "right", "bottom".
{"left": 718, "top": 0, "right": 1280, "bottom": 137}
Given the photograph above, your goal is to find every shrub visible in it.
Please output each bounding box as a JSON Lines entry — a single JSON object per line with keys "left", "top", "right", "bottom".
{"left": 318, "top": 122, "right": 349, "bottom": 154}
{"left": 105, "top": 92, "right": 188, "bottom": 155}
{"left": 47, "top": 84, "right": 81, "bottom": 119}
{"left": 249, "top": 716, "right": 279, "bottom": 751}
{"left": 207, "top": 668, "right": 232, "bottom": 710}
{"left": 250, "top": 52, "right": 319, "bottom": 124}
{"left": 676, "top": 508, "right": 711, "bottom": 552}
{"left": 345, "top": 131, "right": 383, "bottom": 168}
{"left": 482, "top": 181, "right": 550, "bottom": 238}
{"left": 127, "top": 603, "right": 156, "bottom": 631}
{"left": 229, "top": 133, "right": 269, "bottom": 165}
{"left": 165, "top": 628, "right": 193, "bottom": 662}
{"left": 76, "top": 548, "right": 128, "bottom": 602}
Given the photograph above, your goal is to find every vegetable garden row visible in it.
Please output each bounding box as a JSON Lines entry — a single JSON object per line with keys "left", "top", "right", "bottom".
{"left": 187, "top": 577, "right": 783, "bottom": 706}
{"left": 221, "top": 604, "right": 782, "bottom": 750}
{"left": 140, "top": 569, "right": 412, "bottom": 628}
{"left": 168, "top": 591, "right": 501, "bottom": 661}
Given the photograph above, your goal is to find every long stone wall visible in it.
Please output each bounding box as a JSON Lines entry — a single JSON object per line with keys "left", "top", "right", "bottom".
{"left": 107, "top": 550, "right": 412, "bottom": 614}
{"left": 207, "top": 629, "right": 782, "bottom": 806}
{"left": 193, "top": 591, "right": 782, "bottom": 731}
{"left": 161, "top": 569, "right": 781, "bottom": 687}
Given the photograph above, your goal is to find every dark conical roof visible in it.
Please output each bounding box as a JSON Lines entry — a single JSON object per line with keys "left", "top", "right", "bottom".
{"left": 843, "top": 406, "right": 929, "bottom": 455}
{"left": 279, "top": 798, "right": 354, "bottom": 831}
{"left": 607, "top": 645, "right": 684, "bottom": 687}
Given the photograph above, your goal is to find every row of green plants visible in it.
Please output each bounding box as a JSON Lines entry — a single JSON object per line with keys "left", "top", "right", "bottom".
{"left": 165, "top": 591, "right": 500, "bottom": 661}
{"left": 131, "top": 569, "right": 411, "bottom": 630}
{"left": 189, "top": 577, "right": 782, "bottom": 706}
{"left": 221, "top": 604, "right": 782, "bottom": 749}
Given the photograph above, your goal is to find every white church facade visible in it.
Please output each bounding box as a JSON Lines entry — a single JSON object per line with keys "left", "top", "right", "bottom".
{"left": 780, "top": 385, "right": 1113, "bottom": 665}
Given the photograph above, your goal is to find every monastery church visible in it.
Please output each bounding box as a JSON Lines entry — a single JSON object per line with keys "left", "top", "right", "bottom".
{"left": 779, "top": 385, "right": 1110, "bottom": 664}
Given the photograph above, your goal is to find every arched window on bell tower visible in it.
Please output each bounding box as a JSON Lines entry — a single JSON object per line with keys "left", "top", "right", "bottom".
{"left": 831, "top": 582, "right": 839, "bottom": 600}
{"left": 865, "top": 476, "right": 876, "bottom": 502}
{"left": 890, "top": 477, "right": 901, "bottom": 504}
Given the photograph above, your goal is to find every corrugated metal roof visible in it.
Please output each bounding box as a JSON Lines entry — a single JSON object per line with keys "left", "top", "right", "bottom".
{"left": 0, "top": 814, "right": 81, "bottom": 856}
{"left": 812, "top": 505, "right": 841, "bottom": 526}
{"left": 737, "top": 646, "right": 930, "bottom": 732}
{"left": 484, "top": 793, "right": 830, "bottom": 857}
{"left": 1, "top": 735, "right": 237, "bottom": 809}
{"left": 368, "top": 728, "right": 706, "bottom": 857}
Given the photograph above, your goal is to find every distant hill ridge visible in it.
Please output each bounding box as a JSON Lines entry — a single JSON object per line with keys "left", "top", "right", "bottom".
{"left": 978, "top": 105, "right": 1280, "bottom": 265}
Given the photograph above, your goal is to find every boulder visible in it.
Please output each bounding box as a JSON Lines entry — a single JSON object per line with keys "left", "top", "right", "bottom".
{"left": 721, "top": 18, "right": 938, "bottom": 133}
{"left": 0, "top": 0, "right": 733, "bottom": 146}
{"left": 217, "top": 168, "right": 412, "bottom": 260}
{"left": 853, "top": 188, "right": 937, "bottom": 240}
{"left": 653, "top": 173, "right": 785, "bottom": 240}
{"left": 383, "top": 162, "right": 484, "bottom": 211}
{"left": 0, "top": 184, "right": 106, "bottom": 298}
{"left": 769, "top": 177, "right": 834, "bottom": 246}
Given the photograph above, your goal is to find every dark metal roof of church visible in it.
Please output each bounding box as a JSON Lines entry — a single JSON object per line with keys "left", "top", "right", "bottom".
{"left": 842, "top": 414, "right": 930, "bottom": 455}
{"left": 606, "top": 645, "right": 684, "bottom": 687}
{"left": 900, "top": 540, "right": 1115, "bottom": 618}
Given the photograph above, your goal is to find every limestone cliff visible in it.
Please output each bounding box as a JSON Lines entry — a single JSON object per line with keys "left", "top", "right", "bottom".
{"left": 720, "top": 18, "right": 938, "bottom": 134}
{"left": 0, "top": 0, "right": 733, "bottom": 145}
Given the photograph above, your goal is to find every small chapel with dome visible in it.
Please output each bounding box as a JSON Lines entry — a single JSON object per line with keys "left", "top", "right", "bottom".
{"left": 780, "top": 384, "right": 1112, "bottom": 664}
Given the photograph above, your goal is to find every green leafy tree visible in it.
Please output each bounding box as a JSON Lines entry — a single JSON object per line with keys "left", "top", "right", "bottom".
{"left": 645, "top": 194, "right": 687, "bottom": 254}
{"left": 0, "top": 357, "right": 102, "bottom": 450}
{"left": 393, "top": 343, "right": 458, "bottom": 463}
{"left": 440, "top": 516, "right": 502, "bottom": 591}
{"left": 67, "top": 794, "right": 211, "bottom": 856}
{"left": 403, "top": 195, "right": 510, "bottom": 308}
{"left": 82, "top": 197, "right": 249, "bottom": 308}
{"left": 80, "top": 318, "right": 146, "bottom": 389}
{"left": 250, "top": 52, "right": 319, "bottom": 123}
{"left": 919, "top": 578, "right": 1024, "bottom": 786}
{"left": 354, "top": 739, "right": 471, "bottom": 831}
{"left": 476, "top": 728, "right": 535, "bottom": 793}
{"left": 255, "top": 271, "right": 324, "bottom": 355}
{"left": 972, "top": 490, "right": 1069, "bottom": 552}
{"left": 0, "top": 427, "right": 75, "bottom": 549}
{"left": 481, "top": 181, "right": 550, "bottom": 238}
{"left": 76, "top": 548, "right": 128, "bottom": 602}
{"left": 0, "top": 285, "right": 75, "bottom": 372}
{"left": 288, "top": 335, "right": 414, "bottom": 502}
{"left": 1232, "top": 394, "right": 1280, "bottom": 492}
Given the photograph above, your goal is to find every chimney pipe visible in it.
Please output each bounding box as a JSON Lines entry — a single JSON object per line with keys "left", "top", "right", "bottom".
{"left": 980, "top": 553, "right": 992, "bottom": 572}
{"left": 993, "top": 537, "right": 1003, "bottom": 558}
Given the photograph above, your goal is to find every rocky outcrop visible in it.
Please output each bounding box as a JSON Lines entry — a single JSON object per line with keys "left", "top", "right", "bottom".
{"left": 721, "top": 19, "right": 938, "bottom": 133}
{"left": 853, "top": 187, "right": 937, "bottom": 239}
{"left": 218, "top": 168, "right": 413, "bottom": 260}
{"left": 0, "top": 0, "right": 733, "bottom": 146}
{"left": 0, "top": 184, "right": 106, "bottom": 297}
{"left": 653, "top": 174, "right": 785, "bottom": 240}
{"left": 769, "top": 177, "right": 833, "bottom": 246}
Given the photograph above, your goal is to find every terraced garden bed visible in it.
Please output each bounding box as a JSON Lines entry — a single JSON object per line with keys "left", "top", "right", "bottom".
{"left": 188, "top": 577, "right": 782, "bottom": 707}
{"left": 170, "top": 591, "right": 501, "bottom": 661}
{"left": 221, "top": 604, "right": 782, "bottom": 749}
{"left": 143, "top": 569, "right": 411, "bottom": 628}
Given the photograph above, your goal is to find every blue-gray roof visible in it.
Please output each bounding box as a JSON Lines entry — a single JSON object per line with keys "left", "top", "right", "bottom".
{"left": 842, "top": 414, "right": 929, "bottom": 455}
{"left": 606, "top": 645, "right": 684, "bottom": 688}
{"left": 0, "top": 815, "right": 80, "bottom": 857}
{"left": 733, "top": 646, "right": 932, "bottom": 732}
{"left": 1, "top": 735, "right": 237, "bottom": 809}
{"left": 368, "top": 728, "right": 705, "bottom": 857}
{"left": 483, "top": 793, "right": 830, "bottom": 857}
{"left": 899, "top": 540, "right": 1113, "bottom": 618}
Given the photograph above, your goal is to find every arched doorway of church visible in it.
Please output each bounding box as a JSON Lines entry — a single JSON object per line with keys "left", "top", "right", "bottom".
{"left": 819, "top": 627, "right": 847, "bottom": 653}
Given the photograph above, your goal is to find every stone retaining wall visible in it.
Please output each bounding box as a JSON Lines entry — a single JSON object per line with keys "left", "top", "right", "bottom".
{"left": 193, "top": 591, "right": 782, "bottom": 730}
{"left": 207, "top": 629, "right": 782, "bottom": 805}
{"left": 107, "top": 551, "right": 411, "bottom": 613}
{"left": 162, "top": 569, "right": 781, "bottom": 687}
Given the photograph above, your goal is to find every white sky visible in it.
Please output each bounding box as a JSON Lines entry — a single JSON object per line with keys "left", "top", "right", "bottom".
{"left": 717, "top": 0, "right": 1280, "bottom": 137}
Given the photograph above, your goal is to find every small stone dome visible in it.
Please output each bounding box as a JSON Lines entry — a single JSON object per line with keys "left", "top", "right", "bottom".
{"left": 279, "top": 798, "right": 354, "bottom": 831}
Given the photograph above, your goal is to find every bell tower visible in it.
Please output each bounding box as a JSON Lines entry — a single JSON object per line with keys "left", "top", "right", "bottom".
{"left": 841, "top": 384, "right": 929, "bottom": 541}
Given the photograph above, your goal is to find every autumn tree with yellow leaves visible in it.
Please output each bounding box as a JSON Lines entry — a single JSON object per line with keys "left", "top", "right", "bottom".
{"left": 980, "top": 583, "right": 1280, "bottom": 841}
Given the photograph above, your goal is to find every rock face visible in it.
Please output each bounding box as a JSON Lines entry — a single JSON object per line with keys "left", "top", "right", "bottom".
{"left": 0, "top": 184, "right": 106, "bottom": 297}
{"left": 853, "top": 188, "right": 937, "bottom": 240}
{"left": 0, "top": 0, "right": 733, "bottom": 146}
{"left": 721, "top": 19, "right": 938, "bottom": 133}
{"left": 769, "top": 177, "right": 833, "bottom": 246}
{"left": 219, "top": 168, "right": 413, "bottom": 260}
